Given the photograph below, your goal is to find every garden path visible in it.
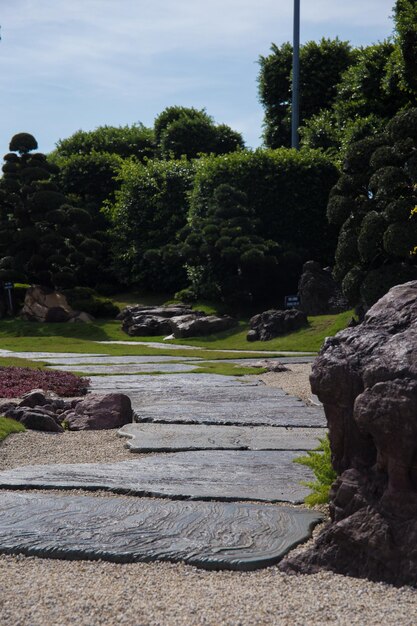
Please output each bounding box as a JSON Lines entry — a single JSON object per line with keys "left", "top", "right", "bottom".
{"left": 0, "top": 348, "right": 325, "bottom": 570}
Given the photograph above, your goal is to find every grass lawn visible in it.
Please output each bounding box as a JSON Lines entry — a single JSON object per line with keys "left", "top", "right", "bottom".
{"left": 0, "top": 356, "right": 47, "bottom": 369}
{"left": 0, "top": 309, "right": 352, "bottom": 357}
{"left": 170, "top": 309, "right": 353, "bottom": 352}
{"left": 0, "top": 417, "right": 26, "bottom": 442}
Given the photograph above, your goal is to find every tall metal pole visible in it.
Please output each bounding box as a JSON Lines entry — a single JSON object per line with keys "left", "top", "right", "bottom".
{"left": 291, "top": 0, "right": 300, "bottom": 149}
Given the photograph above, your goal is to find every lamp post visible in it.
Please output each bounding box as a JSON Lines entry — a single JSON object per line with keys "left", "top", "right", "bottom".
{"left": 291, "top": 0, "right": 300, "bottom": 149}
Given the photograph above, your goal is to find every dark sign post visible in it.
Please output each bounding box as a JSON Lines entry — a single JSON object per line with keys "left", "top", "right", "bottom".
{"left": 4, "top": 282, "right": 14, "bottom": 315}
{"left": 284, "top": 294, "right": 300, "bottom": 309}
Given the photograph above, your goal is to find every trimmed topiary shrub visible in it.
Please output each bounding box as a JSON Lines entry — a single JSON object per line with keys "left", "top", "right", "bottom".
{"left": 330, "top": 108, "right": 417, "bottom": 308}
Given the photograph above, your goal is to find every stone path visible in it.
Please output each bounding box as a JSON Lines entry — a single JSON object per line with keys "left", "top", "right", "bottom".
{"left": 90, "top": 374, "right": 325, "bottom": 427}
{"left": 0, "top": 348, "right": 326, "bottom": 570}
{"left": 0, "top": 492, "right": 322, "bottom": 571}
{"left": 0, "top": 450, "right": 315, "bottom": 503}
{"left": 119, "top": 423, "right": 327, "bottom": 452}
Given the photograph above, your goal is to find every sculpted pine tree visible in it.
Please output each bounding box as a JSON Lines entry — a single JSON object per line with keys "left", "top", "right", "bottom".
{"left": 175, "top": 184, "right": 280, "bottom": 305}
{"left": 0, "top": 133, "right": 103, "bottom": 289}
{"left": 327, "top": 109, "right": 417, "bottom": 307}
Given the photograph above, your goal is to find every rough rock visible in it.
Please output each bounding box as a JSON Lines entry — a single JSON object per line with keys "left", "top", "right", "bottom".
{"left": 122, "top": 315, "right": 173, "bottom": 337}
{"left": 247, "top": 309, "right": 308, "bottom": 342}
{"left": 253, "top": 360, "right": 289, "bottom": 373}
{"left": 18, "top": 409, "right": 64, "bottom": 433}
{"left": 61, "top": 393, "right": 133, "bottom": 430}
{"left": 169, "top": 314, "right": 237, "bottom": 338}
{"left": 121, "top": 304, "right": 236, "bottom": 339}
{"left": 19, "top": 390, "right": 48, "bottom": 408}
{"left": 280, "top": 280, "right": 417, "bottom": 586}
{"left": 298, "top": 261, "right": 348, "bottom": 316}
{"left": 20, "top": 286, "right": 93, "bottom": 323}
{"left": 118, "top": 304, "right": 194, "bottom": 322}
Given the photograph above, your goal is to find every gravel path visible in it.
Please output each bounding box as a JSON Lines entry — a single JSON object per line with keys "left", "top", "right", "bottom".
{"left": 0, "top": 367, "right": 416, "bottom": 625}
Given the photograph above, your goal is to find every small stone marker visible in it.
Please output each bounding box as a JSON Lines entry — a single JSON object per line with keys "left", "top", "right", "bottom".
{"left": 0, "top": 492, "right": 322, "bottom": 571}
{"left": 119, "top": 423, "right": 327, "bottom": 452}
{"left": 0, "top": 450, "right": 315, "bottom": 503}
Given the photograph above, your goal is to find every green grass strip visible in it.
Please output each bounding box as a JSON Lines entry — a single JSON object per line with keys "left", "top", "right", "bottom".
{"left": 0, "top": 417, "right": 26, "bottom": 442}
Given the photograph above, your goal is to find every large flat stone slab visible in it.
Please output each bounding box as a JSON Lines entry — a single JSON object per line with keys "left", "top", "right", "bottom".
{"left": 0, "top": 492, "right": 321, "bottom": 571}
{"left": 119, "top": 423, "right": 327, "bottom": 452}
{"left": 89, "top": 374, "right": 325, "bottom": 427}
{"left": 0, "top": 451, "right": 315, "bottom": 503}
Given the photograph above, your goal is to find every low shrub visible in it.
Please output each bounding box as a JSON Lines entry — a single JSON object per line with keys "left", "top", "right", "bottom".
{"left": 62, "top": 287, "right": 120, "bottom": 318}
{"left": 0, "top": 366, "right": 90, "bottom": 398}
{"left": 294, "top": 435, "right": 337, "bottom": 506}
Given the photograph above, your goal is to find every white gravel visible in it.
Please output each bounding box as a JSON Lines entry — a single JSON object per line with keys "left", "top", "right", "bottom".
{"left": 0, "top": 367, "right": 416, "bottom": 625}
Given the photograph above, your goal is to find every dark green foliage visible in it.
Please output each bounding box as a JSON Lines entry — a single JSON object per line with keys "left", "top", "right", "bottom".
{"left": 390, "top": 0, "right": 417, "bottom": 95}
{"left": 259, "top": 38, "right": 355, "bottom": 147}
{"left": 52, "top": 151, "right": 123, "bottom": 215}
{"left": 294, "top": 436, "right": 337, "bottom": 506}
{"left": 9, "top": 133, "right": 38, "bottom": 154}
{"left": 159, "top": 115, "right": 219, "bottom": 159}
{"left": 53, "top": 124, "right": 155, "bottom": 160}
{"left": 104, "top": 158, "right": 195, "bottom": 291}
{"left": 330, "top": 108, "right": 417, "bottom": 307}
{"left": 62, "top": 287, "right": 119, "bottom": 318}
{"left": 0, "top": 135, "right": 106, "bottom": 291}
{"left": 260, "top": 20, "right": 415, "bottom": 159}
{"left": 154, "top": 106, "right": 244, "bottom": 159}
{"left": 173, "top": 184, "right": 281, "bottom": 305}
{"left": 189, "top": 149, "right": 339, "bottom": 295}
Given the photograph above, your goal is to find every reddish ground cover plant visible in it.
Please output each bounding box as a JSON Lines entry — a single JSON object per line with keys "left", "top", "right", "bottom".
{"left": 0, "top": 367, "right": 90, "bottom": 398}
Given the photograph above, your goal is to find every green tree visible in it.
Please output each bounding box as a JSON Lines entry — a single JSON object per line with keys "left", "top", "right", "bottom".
{"left": 0, "top": 134, "right": 103, "bottom": 289}
{"left": 154, "top": 106, "right": 244, "bottom": 159}
{"left": 174, "top": 184, "right": 281, "bottom": 305}
{"left": 53, "top": 123, "right": 155, "bottom": 160}
{"left": 328, "top": 108, "right": 417, "bottom": 307}
{"left": 258, "top": 38, "right": 355, "bottom": 147}
{"left": 389, "top": 0, "right": 417, "bottom": 95}
{"left": 104, "top": 158, "right": 195, "bottom": 291}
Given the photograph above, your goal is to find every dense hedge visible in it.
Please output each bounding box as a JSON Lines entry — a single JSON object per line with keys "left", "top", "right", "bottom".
{"left": 190, "top": 149, "right": 339, "bottom": 265}
{"left": 105, "top": 158, "right": 195, "bottom": 291}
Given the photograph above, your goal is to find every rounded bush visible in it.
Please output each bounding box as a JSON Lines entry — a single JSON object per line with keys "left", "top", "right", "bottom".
{"left": 3, "top": 153, "right": 20, "bottom": 163}
{"left": 9, "top": 133, "right": 38, "bottom": 154}
{"left": 19, "top": 166, "right": 50, "bottom": 184}
{"left": 30, "top": 190, "right": 67, "bottom": 213}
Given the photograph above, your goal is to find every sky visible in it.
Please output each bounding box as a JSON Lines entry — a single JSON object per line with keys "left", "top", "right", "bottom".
{"left": 0, "top": 0, "right": 397, "bottom": 153}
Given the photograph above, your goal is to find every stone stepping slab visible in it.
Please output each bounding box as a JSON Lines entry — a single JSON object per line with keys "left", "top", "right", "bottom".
{"left": 89, "top": 374, "right": 325, "bottom": 427}
{"left": 50, "top": 363, "right": 199, "bottom": 374}
{"left": 90, "top": 373, "right": 264, "bottom": 391}
{"left": 0, "top": 451, "right": 315, "bottom": 504}
{"left": 132, "top": 400, "right": 325, "bottom": 427}
{"left": 40, "top": 355, "right": 202, "bottom": 365}
{"left": 0, "top": 492, "right": 322, "bottom": 571}
{"left": 119, "top": 423, "right": 327, "bottom": 452}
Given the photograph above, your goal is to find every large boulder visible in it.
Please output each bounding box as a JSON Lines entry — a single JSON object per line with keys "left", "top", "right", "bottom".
{"left": 120, "top": 305, "right": 236, "bottom": 339}
{"left": 61, "top": 393, "right": 133, "bottom": 430}
{"left": 298, "top": 261, "right": 348, "bottom": 316}
{"left": 247, "top": 309, "right": 308, "bottom": 342}
{"left": 169, "top": 314, "right": 237, "bottom": 338}
{"left": 280, "top": 280, "right": 417, "bottom": 586}
{"left": 20, "top": 286, "right": 94, "bottom": 323}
